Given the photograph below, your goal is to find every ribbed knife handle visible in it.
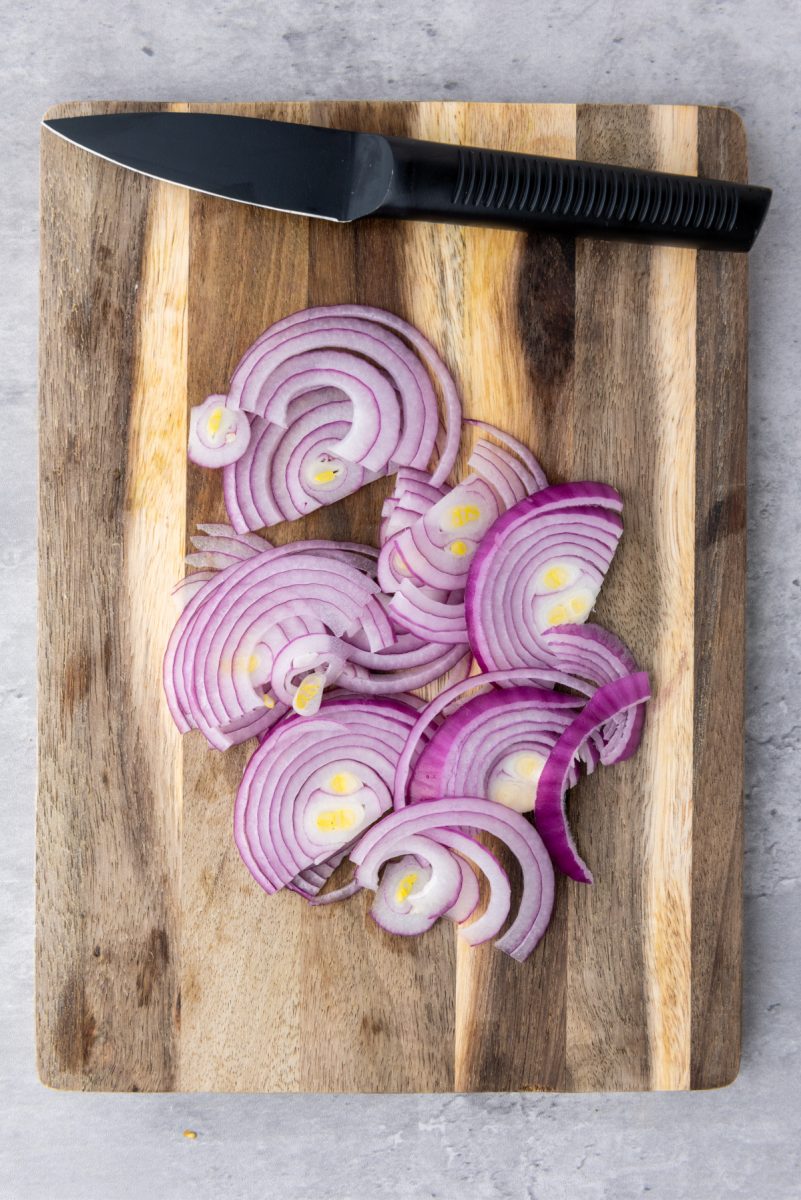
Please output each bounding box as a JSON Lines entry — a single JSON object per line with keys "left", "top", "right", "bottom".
{"left": 376, "top": 136, "right": 770, "bottom": 252}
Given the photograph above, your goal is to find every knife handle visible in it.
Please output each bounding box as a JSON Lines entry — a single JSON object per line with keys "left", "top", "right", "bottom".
{"left": 374, "top": 136, "right": 771, "bottom": 252}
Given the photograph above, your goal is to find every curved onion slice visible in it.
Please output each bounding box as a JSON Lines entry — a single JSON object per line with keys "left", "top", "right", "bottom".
{"left": 223, "top": 394, "right": 376, "bottom": 532}
{"left": 288, "top": 849, "right": 347, "bottom": 898}
{"left": 184, "top": 523, "right": 268, "bottom": 570}
{"left": 188, "top": 395, "right": 252, "bottom": 468}
{"left": 338, "top": 643, "right": 471, "bottom": 696}
{"left": 431, "top": 829, "right": 510, "bottom": 943}
{"left": 350, "top": 796, "right": 555, "bottom": 961}
{"left": 465, "top": 482, "right": 624, "bottom": 671}
{"left": 171, "top": 570, "right": 216, "bottom": 611}
{"left": 393, "top": 666, "right": 595, "bottom": 808}
{"left": 234, "top": 695, "right": 421, "bottom": 895}
{"left": 541, "top": 623, "right": 646, "bottom": 764}
{"left": 370, "top": 840, "right": 464, "bottom": 935}
{"left": 163, "top": 543, "right": 392, "bottom": 746}
{"left": 191, "top": 307, "right": 463, "bottom": 531}
{"left": 408, "top": 685, "right": 585, "bottom": 809}
{"left": 227, "top": 306, "right": 462, "bottom": 484}
{"left": 383, "top": 435, "right": 546, "bottom": 643}
{"left": 463, "top": 419, "right": 548, "bottom": 490}
{"left": 534, "top": 672, "right": 651, "bottom": 883}
{"left": 441, "top": 850, "right": 481, "bottom": 924}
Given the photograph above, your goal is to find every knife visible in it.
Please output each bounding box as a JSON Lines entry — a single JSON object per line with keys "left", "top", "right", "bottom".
{"left": 43, "top": 111, "right": 771, "bottom": 252}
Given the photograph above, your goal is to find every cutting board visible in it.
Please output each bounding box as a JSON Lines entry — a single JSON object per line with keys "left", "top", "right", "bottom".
{"left": 37, "top": 101, "right": 746, "bottom": 1093}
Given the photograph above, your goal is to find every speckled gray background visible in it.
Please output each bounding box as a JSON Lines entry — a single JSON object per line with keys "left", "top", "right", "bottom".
{"left": 2, "top": 1, "right": 799, "bottom": 1197}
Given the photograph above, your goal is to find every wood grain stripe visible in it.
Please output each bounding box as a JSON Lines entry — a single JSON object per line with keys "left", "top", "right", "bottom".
{"left": 691, "top": 107, "right": 747, "bottom": 1089}
{"left": 569, "top": 105, "right": 696, "bottom": 1090}
{"left": 38, "top": 101, "right": 184, "bottom": 1090}
{"left": 455, "top": 104, "right": 576, "bottom": 1092}
{"left": 640, "top": 105, "right": 696, "bottom": 1091}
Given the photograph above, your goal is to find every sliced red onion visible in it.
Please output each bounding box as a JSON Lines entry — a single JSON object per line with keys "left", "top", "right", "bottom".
{"left": 338, "top": 643, "right": 471, "bottom": 696}
{"left": 441, "top": 850, "right": 481, "bottom": 924}
{"left": 534, "top": 672, "right": 651, "bottom": 883}
{"left": 408, "top": 685, "right": 584, "bottom": 809}
{"left": 184, "top": 526, "right": 268, "bottom": 571}
{"left": 288, "top": 849, "right": 347, "bottom": 898}
{"left": 171, "top": 570, "right": 216, "bottom": 611}
{"left": 201, "top": 308, "right": 462, "bottom": 531}
{"left": 431, "top": 829, "right": 510, "bottom": 943}
{"left": 163, "top": 543, "right": 393, "bottom": 745}
{"left": 226, "top": 306, "right": 462, "bottom": 485}
{"left": 221, "top": 394, "right": 377, "bottom": 532}
{"left": 308, "top": 877, "right": 364, "bottom": 906}
{"left": 541, "top": 623, "right": 646, "bottom": 764}
{"left": 465, "top": 482, "right": 624, "bottom": 672}
{"left": 463, "top": 419, "right": 548, "bottom": 491}
{"left": 270, "top": 634, "right": 348, "bottom": 713}
{"left": 188, "top": 395, "right": 252, "bottom": 468}
{"left": 350, "top": 796, "right": 555, "bottom": 961}
{"left": 234, "top": 696, "right": 420, "bottom": 894}
{"left": 382, "top": 437, "right": 547, "bottom": 641}
{"left": 380, "top": 467, "right": 449, "bottom": 543}
{"left": 393, "top": 666, "right": 594, "bottom": 808}
{"left": 388, "top": 581, "right": 469, "bottom": 645}
{"left": 369, "top": 840, "right": 464, "bottom": 935}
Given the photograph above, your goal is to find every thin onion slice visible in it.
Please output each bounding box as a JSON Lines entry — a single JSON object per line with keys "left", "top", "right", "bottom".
{"left": 408, "top": 685, "right": 585, "bottom": 809}
{"left": 465, "top": 482, "right": 624, "bottom": 671}
{"left": 393, "top": 666, "right": 594, "bottom": 808}
{"left": 235, "top": 695, "right": 421, "bottom": 895}
{"left": 350, "top": 796, "right": 555, "bottom": 961}
{"left": 534, "top": 672, "right": 651, "bottom": 883}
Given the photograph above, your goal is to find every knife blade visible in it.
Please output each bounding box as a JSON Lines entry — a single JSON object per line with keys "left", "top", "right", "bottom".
{"left": 43, "top": 111, "right": 771, "bottom": 251}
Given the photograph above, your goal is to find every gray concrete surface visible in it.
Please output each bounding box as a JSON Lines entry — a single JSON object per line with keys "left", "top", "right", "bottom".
{"left": 2, "top": 1, "right": 800, "bottom": 1197}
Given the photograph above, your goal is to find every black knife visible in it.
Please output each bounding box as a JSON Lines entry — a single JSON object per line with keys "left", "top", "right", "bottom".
{"left": 43, "top": 111, "right": 771, "bottom": 252}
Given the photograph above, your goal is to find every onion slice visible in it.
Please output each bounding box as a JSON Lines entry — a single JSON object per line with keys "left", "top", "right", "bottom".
{"left": 534, "top": 672, "right": 651, "bottom": 883}
{"left": 393, "top": 666, "right": 595, "bottom": 808}
{"left": 188, "top": 395, "right": 251, "bottom": 468}
{"left": 234, "top": 695, "right": 421, "bottom": 895}
{"left": 466, "top": 481, "right": 624, "bottom": 671}
{"left": 408, "top": 685, "right": 585, "bottom": 809}
{"left": 350, "top": 796, "right": 555, "bottom": 960}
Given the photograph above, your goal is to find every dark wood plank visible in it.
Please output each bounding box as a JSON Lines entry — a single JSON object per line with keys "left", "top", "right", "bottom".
{"left": 569, "top": 104, "right": 699, "bottom": 1090}
{"left": 453, "top": 105, "right": 576, "bottom": 1092}
{"left": 37, "top": 101, "right": 183, "bottom": 1090}
{"left": 691, "top": 106, "right": 748, "bottom": 1089}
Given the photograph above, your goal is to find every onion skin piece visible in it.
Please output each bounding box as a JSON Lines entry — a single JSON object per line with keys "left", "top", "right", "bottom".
{"left": 534, "top": 672, "right": 651, "bottom": 883}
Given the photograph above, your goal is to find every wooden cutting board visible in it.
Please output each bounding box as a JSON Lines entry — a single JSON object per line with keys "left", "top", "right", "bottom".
{"left": 37, "top": 100, "right": 746, "bottom": 1093}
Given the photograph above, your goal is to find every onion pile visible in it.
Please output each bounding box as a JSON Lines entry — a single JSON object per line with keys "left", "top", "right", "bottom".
{"left": 166, "top": 304, "right": 651, "bottom": 963}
